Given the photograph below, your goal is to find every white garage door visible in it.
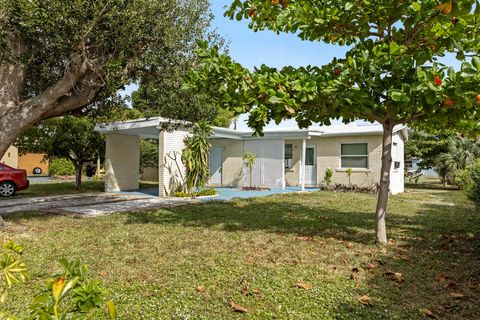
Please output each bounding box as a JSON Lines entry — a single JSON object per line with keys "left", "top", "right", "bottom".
{"left": 244, "top": 140, "right": 284, "bottom": 188}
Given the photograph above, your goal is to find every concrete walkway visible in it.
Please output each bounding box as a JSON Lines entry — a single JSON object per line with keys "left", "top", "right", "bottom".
{"left": 0, "top": 193, "right": 193, "bottom": 216}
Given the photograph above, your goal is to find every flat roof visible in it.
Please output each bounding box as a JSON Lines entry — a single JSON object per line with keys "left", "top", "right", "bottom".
{"left": 95, "top": 117, "right": 407, "bottom": 140}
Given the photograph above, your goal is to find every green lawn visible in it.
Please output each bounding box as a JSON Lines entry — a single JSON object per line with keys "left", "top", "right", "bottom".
{"left": 2, "top": 183, "right": 479, "bottom": 319}
{"left": 17, "top": 180, "right": 158, "bottom": 198}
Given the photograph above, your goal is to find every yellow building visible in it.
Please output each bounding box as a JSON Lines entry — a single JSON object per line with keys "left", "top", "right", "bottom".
{"left": 1, "top": 146, "right": 49, "bottom": 175}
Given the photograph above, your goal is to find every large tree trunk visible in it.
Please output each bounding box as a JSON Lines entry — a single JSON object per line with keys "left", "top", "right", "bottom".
{"left": 375, "top": 120, "right": 394, "bottom": 244}
{"left": 74, "top": 163, "right": 84, "bottom": 190}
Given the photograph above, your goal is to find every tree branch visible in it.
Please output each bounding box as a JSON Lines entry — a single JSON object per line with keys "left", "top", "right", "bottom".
{"left": 20, "top": 52, "right": 92, "bottom": 113}
{"left": 44, "top": 73, "right": 102, "bottom": 118}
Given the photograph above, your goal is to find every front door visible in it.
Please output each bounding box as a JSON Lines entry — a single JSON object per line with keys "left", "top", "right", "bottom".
{"left": 304, "top": 145, "right": 317, "bottom": 184}
{"left": 209, "top": 147, "right": 223, "bottom": 185}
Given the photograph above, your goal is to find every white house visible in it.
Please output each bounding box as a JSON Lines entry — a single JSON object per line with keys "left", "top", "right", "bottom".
{"left": 95, "top": 117, "right": 408, "bottom": 197}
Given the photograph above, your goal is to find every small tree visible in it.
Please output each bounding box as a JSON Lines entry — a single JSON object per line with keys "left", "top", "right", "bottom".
{"left": 16, "top": 116, "right": 104, "bottom": 189}
{"left": 345, "top": 168, "right": 353, "bottom": 190}
{"left": 243, "top": 152, "right": 256, "bottom": 188}
{"left": 182, "top": 123, "right": 212, "bottom": 194}
{"left": 323, "top": 168, "right": 333, "bottom": 187}
{"left": 186, "top": 1, "right": 480, "bottom": 243}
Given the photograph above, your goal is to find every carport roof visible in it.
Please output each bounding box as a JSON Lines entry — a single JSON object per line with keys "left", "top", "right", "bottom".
{"left": 95, "top": 117, "right": 407, "bottom": 140}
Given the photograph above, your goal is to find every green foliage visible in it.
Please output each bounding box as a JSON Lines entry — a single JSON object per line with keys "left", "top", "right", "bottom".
{"left": 182, "top": 123, "right": 212, "bottom": 193}
{"left": 323, "top": 168, "right": 333, "bottom": 186}
{"left": 16, "top": 116, "right": 104, "bottom": 189}
{"left": 433, "top": 137, "right": 480, "bottom": 185}
{"left": 0, "top": 240, "right": 28, "bottom": 320}
{"left": 140, "top": 139, "right": 159, "bottom": 173}
{"left": 185, "top": 1, "right": 480, "bottom": 242}
{"left": 467, "top": 160, "right": 480, "bottom": 207}
{"left": 0, "top": 241, "right": 115, "bottom": 320}
{"left": 1, "top": 0, "right": 211, "bottom": 100}
{"left": 345, "top": 168, "right": 353, "bottom": 188}
{"left": 173, "top": 188, "right": 217, "bottom": 198}
{"left": 30, "top": 259, "right": 115, "bottom": 319}
{"left": 454, "top": 168, "right": 473, "bottom": 190}
{"left": 405, "top": 130, "right": 451, "bottom": 169}
{"left": 243, "top": 152, "right": 256, "bottom": 188}
{"left": 49, "top": 158, "right": 76, "bottom": 177}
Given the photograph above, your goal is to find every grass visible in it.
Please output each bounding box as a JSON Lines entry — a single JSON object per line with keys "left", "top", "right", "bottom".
{"left": 16, "top": 180, "right": 158, "bottom": 198}
{"left": 2, "top": 182, "right": 479, "bottom": 319}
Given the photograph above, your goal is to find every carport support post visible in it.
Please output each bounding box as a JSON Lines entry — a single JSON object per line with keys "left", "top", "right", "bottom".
{"left": 104, "top": 133, "right": 140, "bottom": 192}
{"left": 301, "top": 138, "right": 306, "bottom": 191}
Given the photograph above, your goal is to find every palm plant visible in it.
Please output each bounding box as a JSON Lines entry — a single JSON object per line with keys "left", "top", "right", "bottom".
{"left": 182, "top": 122, "right": 212, "bottom": 194}
{"left": 434, "top": 137, "right": 480, "bottom": 186}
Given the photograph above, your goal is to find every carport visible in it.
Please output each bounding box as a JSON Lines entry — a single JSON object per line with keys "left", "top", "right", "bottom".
{"left": 95, "top": 117, "right": 190, "bottom": 197}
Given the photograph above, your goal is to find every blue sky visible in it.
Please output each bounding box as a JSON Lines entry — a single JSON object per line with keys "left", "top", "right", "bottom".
{"left": 124, "top": 1, "right": 463, "bottom": 130}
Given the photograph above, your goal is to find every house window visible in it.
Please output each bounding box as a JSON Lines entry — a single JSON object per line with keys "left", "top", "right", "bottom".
{"left": 285, "top": 144, "right": 293, "bottom": 169}
{"left": 394, "top": 161, "right": 401, "bottom": 170}
{"left": 341, "top": 143, "right": 368, "bottom": 169}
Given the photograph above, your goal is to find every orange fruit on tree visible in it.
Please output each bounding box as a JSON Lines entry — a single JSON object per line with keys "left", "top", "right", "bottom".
{"left": 443, "top": 97, "right": 454, "bottom": 107}
{"left": 434, "top": 76, "right": 442, "bottom": 86}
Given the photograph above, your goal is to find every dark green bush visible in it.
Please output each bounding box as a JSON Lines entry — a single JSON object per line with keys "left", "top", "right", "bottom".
{"left": 49, "top": 158, "right": 75, "bottom": 176}
{"left": 467, "top": 160, "right": 480, "bottom": 207}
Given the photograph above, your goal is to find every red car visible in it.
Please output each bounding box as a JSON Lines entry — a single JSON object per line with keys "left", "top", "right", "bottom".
{"left": 0, "top": 163, "right": 29, "bottom": 197}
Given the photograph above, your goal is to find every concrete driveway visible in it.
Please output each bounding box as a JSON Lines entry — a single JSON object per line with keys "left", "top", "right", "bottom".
{"left": 0, "top": 193, "right": 193, "bottom": 216}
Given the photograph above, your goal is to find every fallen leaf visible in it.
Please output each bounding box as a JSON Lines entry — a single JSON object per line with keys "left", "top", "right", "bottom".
{"left": 195, "top": 286, "right": 205, "bottom": 293}
{"left": 241, "top": 286, "right": 250, "bottom": 296}
{"left": 421, "top": 308, "right": 436, "bottom": 318}
{"left": 358, "top": 295, "right": 372, "bottom": 306}
{"left": 99, "top": 271, "right": 108, "bottom": 277}
{"left": 366, "top": 263, "right": 378, "bottom": 270}
{"left": 384, "top": 271, "right": 404, "bottom": 284}
{"left": 448, "top": 292, "right": 465, "bottom": 299}
{"left": 346, "top": 242, "right": 353, "bottom": 249}
{"left": 435, "top": 273, "right": 446, "bottom": 282}
{"left": 292, "top": 282, "right": 312, "bottom": 290}
{"left": 229, "top": 301, "right": 247, "bottom": 313}
{"left": 397, "top": 246, "right": 408, "bottom": 253}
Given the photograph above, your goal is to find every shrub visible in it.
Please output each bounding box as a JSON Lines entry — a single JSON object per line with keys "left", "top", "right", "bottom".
{"left": 49, "top": 158, "right": 75, "bottom": 176}
{"left": 467, "top": 160, "right": 480, "bottom": 207}
{"left": 0, "top": 240, "right": 116, "bottom": 319}
{"left": 182, "top": 123, "right": 212, "bottom": 193}
{"left": 323, "top": 168, "right": 333, "bottom": 186}
{"left": 173, "top": 188, "right": 217, "bottom": 198}
{"left": 320, "top": 183, "right": 379, "bottom": 194}
{"left": 454, "top": 168, "right": 473, "bottom": 190}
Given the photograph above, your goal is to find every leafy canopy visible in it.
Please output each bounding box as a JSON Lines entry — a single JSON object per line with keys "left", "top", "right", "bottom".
{"left": 186, "top": 0, "right": 480, "bottom": 134}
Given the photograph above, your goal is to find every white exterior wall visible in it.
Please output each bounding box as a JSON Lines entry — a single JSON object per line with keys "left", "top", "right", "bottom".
{"left": 159, "top": 128, "right": 190, "bottom": 197}
{"left": 104, "top": 134, "right": 140, "bottom": 192}
{"left": 390, "top": 132, "right": 405, "bottom": 194}
{"left": 244, "top": 139, "right": 284, "bottom": 188}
